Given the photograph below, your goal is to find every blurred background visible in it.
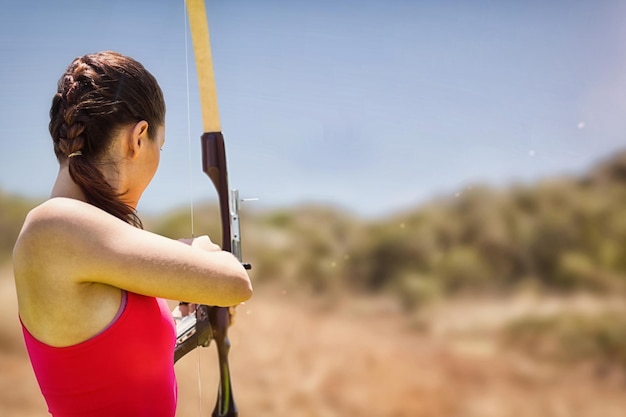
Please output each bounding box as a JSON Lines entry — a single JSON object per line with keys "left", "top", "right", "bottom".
{"left": 1, "top": 1, "right": 626, "bottom": 416}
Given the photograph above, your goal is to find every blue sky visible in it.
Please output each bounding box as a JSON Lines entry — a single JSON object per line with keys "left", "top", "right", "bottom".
{"left": 1, "top": 0, "right": 625, "bottom": 218}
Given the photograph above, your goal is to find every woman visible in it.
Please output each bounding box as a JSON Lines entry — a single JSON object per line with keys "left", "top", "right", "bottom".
{"left": 12, "top": 51, "right": 252, "bottom": 417}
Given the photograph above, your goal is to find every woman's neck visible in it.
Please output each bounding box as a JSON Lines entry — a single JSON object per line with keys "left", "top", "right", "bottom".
{"left": 50, "top": 165, "right": 87, "bottom": 202}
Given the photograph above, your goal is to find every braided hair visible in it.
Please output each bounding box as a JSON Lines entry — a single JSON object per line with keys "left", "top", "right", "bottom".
{"left": 49, "top": 51, "right": 165, "bottom": 228}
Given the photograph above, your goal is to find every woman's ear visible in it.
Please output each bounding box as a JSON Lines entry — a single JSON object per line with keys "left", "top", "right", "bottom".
{"left": 128, "top": 120, "right": 150, "bottom": 159}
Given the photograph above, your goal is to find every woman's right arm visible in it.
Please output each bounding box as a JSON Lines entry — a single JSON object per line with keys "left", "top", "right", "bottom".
{"left": 16, "top": 198, "right": 252, "bottom": 306}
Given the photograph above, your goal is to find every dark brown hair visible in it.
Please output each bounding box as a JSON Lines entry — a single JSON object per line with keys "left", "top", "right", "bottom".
{"left": 49, "top": 51, "right": 165, "bottom": 228}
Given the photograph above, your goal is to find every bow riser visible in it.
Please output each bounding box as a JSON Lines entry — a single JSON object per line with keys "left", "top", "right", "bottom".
{"left": 203, "top": 131, "right": 239, "bottom": 417}
{"left": 202, "top": 132, "right": 232, "bottom": 252}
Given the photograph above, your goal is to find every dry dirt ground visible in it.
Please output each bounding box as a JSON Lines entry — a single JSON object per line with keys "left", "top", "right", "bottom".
{"left": 1, "top": 266, "right": 625, "bottom": 417}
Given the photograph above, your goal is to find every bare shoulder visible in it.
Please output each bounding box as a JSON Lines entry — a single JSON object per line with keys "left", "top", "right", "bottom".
{"left": 13, "top": 198, "right": 132, "bottom": 346}
{"left": 12, "top": 197, "right": 156, "bottom": 288}
{"left": 15, "top": 198, "right": 85, "bottom": 256}
{"left": 14, "top": 197, "right": 251, "bottom": 307}
{"left": 18, "top": 197, "right": 122, "bottom": 234}
{"left": 14, "top": 198, "right": 125, "bottom": 264}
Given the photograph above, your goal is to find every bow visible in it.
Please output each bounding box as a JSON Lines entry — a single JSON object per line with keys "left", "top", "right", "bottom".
{"left": 174, "top": 1, "right": 251, "bottom": 416}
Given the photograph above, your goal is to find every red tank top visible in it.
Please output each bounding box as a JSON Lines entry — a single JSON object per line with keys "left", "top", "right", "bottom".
{"left": 21, "top": 291, "right": 177, "bottom": 417}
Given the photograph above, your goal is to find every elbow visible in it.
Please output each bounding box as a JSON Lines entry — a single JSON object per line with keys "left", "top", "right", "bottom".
{"left": 240, "top": 279, "right": 253, "bottom": 303}
{"left": 225, "top": 265, "right": 252, "bottom": 306}
{"left": 240, "top": 269, "right": 253, "bottom": 303}
{"left": 235, "top": 269, "right": 253, "bottom": 303}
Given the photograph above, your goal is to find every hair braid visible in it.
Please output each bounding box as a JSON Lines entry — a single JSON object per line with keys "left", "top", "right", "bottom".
{"left": 49, "top": 51, "right": 165, "bottom": 228}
